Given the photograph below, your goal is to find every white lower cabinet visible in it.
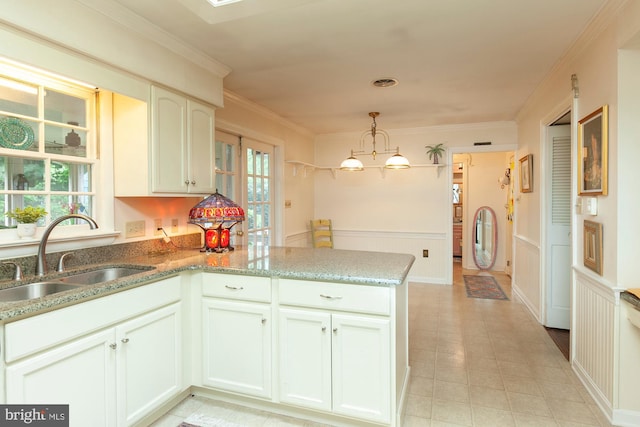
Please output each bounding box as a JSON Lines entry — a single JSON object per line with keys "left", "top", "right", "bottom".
{"left": 6, "top": 329, "right": 116, "bottom": 426}
{"left": 202, "top": 299, "right": 272, "bottom": 398}
{"left": 279, "top": 308, "right": 391, "bottom": 423}
{"left": 117, "top": 303, "right": 182, "bottom": 426}
{"left": 4, "top": 278, "right": 183, "bottom": 427}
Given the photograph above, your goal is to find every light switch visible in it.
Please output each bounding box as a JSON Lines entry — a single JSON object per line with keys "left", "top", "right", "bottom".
{"left": 584, "top": 197, "right": 598, "bottom": 215}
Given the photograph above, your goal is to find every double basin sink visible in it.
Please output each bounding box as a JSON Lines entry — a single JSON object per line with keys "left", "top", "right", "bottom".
{"left": 0, "top": 266, "right": 155, "bottom": 302}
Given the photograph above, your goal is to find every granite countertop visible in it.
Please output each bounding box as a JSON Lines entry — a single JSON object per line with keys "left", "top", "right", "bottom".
{"left": 0, "top": 246, "right": 415, "bottom": 322}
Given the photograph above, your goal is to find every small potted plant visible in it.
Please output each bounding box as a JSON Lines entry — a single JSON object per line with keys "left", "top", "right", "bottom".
{"left": 5, "top": 206, "right": 47, "bottom": 238}
{"left": 425, "top": 143, "right": 446, "bottom": 164}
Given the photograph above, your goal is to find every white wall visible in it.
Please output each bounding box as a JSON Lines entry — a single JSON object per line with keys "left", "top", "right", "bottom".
{"left": 0, "top": 0, "right": 227, "bottom": 105}
{"left": 216, "top": 92, "right": 316, "bottom": 246}
{"left": 514, "top": 0, "right": 640, "bottom": 423}
{"left": 314, "top": 122, "right": 516, "bottom": 283}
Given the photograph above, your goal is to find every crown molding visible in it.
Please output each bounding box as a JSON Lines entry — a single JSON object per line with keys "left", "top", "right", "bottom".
{"left": 223, "top": 89, "right": 315, "bottom": 138}
{"left": 76, "top": 0, "right": 231, "bottom": 78}
{"left": 517, "top": 0, "right": 629, "bottom": 121}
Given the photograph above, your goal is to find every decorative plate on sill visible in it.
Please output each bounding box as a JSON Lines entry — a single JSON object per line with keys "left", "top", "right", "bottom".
{"left": 0, "top": 117, "right": 35, "bottom": 150}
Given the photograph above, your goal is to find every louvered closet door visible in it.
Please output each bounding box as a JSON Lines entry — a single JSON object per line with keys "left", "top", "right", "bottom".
{"left": 546, "top": 124, "right": 572, "bottom": 329}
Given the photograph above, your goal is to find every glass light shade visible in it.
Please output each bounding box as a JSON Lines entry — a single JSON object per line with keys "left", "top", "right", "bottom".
{"left": 340, "top": 156, "right": 364, "bottom": 171}
{"left": 385, "top": 153, "right": 411, "bottom": 169}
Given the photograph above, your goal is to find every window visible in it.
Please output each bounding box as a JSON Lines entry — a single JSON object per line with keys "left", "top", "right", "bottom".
{"left": 0, "top": 62, "right": 96, "bottom": 233}
{"left": 245, "top": 142, "right": 272, "bottom": 248}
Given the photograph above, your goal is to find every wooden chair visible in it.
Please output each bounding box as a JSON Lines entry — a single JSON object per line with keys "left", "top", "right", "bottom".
{"left": 310, "top": 219, "right": 333, "bottom": 248}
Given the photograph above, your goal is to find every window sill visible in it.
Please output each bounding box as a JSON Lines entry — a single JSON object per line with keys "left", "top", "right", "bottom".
{"left": 0, "top": 230, "right": 120, "bottom": 259}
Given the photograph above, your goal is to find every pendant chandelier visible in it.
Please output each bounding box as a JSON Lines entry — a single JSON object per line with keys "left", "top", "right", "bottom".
{"left": 340, "top": 112, "right": 410, "bottom": 171}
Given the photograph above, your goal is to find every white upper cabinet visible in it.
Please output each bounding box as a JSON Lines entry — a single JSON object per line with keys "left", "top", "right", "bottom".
{"left": 113, "top": 86, "right": 216, "bottom": 196}
{"left": 151, "top": 86, "right": 216, "bottom": 195}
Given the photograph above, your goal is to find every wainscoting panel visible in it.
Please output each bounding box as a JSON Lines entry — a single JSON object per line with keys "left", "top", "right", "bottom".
{"left": 572, "top": 270, "right": 616, "bottom": 420}
{"left": 333, "top": 230, "right": 448, "bottom": 284}
{"left": 512, "top": 235, "right": 541, "bottom": 322}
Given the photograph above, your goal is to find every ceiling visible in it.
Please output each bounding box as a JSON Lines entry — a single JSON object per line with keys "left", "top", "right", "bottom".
{"left": 106, "top": 0, "right": 606, "bottom": 134}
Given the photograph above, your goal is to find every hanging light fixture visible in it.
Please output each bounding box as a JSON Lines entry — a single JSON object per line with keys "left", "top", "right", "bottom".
{"left": 340, "top": 112, "right": 410, "bottom": 171}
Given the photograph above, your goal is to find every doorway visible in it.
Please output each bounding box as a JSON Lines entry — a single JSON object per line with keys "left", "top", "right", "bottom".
{"left": 543, "top": 111, "right": 572, "bottom": 330}
{"left": 448, "top": 148, "right": 515, "bottom": 281}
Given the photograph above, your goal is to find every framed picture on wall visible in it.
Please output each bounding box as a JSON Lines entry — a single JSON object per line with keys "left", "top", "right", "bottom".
{"left": 578, "top": 105, "right": 608, "bottom": 196}
{"left": 583, "top": 220, "right": 603, "bottom": 275}
{"left": 519, "top": 154, "right": 533, "bottom": 193}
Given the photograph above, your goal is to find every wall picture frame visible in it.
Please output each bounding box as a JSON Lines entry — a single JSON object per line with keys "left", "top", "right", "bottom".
{"left": 583, "top": 220, "right": 603, "bottom": 275}
{"left": 519, "top": 154, "right": 533, "bottom": 193}
{"left": 578, "top": 105, "right": 608, "bottom": 196}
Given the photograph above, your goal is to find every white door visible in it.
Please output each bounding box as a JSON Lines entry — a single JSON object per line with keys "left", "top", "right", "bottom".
{"left": 331, "top": 314, "right": 391, "bottom": 423}
{"left": 545, "top": 124, "right": 572, "bottom": 329}
{"left": 5, "top": 329, "right": 117, "bottom": 427}
{"left": 279, "top": 308, "right": 332, "bottom": 411}
{"left": 202, "top": 299, "right": 272, "bottom": 398}
{"left": 117, "top": 303, "right": 182, "bottom": 426}
{"left": 214, "top": 132, "right": 275, "bottom": 248}
{"left": 243, "top": 138, "right": 274, "bottom": 249}
{"left": 152, "top": 86, "right": 187, "bottom": 193}
{"left": 215, "top": 130, "right": 242, "bottom": 247}
{"left": 188, "top": 100, "right": 216, "bottom": 194}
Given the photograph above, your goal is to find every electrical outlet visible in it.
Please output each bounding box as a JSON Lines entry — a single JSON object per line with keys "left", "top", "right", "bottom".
{"left": 154, "top": 218, "right": 163, "bottom": 236}
{"left": 422, "top": 249, "right": 429, "bottom": 257}
{"left": 171, "top": 218, "right": 178, "bottom": 234}
{"left": 125, "top": 220, "right": 145, "bottom": 238}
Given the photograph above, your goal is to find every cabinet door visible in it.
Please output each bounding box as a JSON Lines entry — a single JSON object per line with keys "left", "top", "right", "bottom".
{"left": 187, "top": 100, "right": 216, "bottom": 194}
{"left": 202, "top": 299, "right": 271, "bottom": 398}
{"left": 116, "top": 303, "right": 182, "bottom": 426}
{"left": 151, "top": 86, "right": 188, "bottom": 193}
{"left": 5, "top": 329, "right": 117, "bottom": 427}
{"left": 331, "top": 314, "right": 391, "bottom": 423}
{"left": 279, "top": 308, "right": 331, "bottom": 411}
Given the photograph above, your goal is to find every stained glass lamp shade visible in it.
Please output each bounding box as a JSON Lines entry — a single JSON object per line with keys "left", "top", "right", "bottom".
{"left": 188, "top": 190, "right": 245, "bottom": 252}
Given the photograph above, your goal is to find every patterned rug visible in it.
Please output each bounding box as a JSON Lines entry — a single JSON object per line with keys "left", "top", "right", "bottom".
{"left": 464, "top": 275, "right": 509, "bottom": 300}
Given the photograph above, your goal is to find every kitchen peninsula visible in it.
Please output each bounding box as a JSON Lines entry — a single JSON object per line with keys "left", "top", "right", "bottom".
{"left": 0, "top": 245, "right": 414, "bottom": 427}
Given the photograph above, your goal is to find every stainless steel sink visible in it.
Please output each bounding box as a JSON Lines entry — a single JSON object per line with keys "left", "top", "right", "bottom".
{"left": 0, "top": 282, "right": 84, "bottom": 302}
{"left": 58, "top": 266, "right": 154, "bottom": 285}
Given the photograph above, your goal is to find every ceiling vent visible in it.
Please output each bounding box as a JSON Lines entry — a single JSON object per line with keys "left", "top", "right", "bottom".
{"left": 371, "top": 78, "right": 399, "bottom": 88}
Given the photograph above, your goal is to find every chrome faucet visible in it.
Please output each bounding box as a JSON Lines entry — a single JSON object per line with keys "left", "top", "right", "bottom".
{"left": 36, "top": 214, "right": 99, "bottom": 276}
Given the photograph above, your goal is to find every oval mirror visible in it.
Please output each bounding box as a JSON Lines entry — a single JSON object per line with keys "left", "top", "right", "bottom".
{"left": 472, "top": 206, "right": 498, "bottom": 270}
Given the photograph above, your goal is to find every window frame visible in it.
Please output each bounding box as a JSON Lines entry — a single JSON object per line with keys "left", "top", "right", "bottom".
{"left": 0, "top": 59, "right": 103, "bottom": 247}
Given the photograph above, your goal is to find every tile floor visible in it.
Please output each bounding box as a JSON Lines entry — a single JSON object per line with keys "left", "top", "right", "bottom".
{"left": 152, "top": 263, "right": 612, "bottom": 427}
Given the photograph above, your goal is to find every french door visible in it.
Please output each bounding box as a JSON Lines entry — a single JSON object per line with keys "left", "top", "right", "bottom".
{"left": 214, "top": 131, "right": 273, "bottom": 249}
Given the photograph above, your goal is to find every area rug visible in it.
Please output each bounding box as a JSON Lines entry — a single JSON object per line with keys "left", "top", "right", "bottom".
{"left": 178, "top": 413, "right": 245, "bottom": 427}
{"left": 464, "top": 275, "right": 509, "bottom": 300}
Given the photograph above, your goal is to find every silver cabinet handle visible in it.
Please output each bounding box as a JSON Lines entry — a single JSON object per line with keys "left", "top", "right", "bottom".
{"left": 261, "top": 318, "right": 267, "bottom": 324}
{"left": 109, "top": 343, "right": 117, "bottom": 349}
{"left": 225, "top": 285, "right": 244, "bottom": 291}
{"left": 321, "top": 326, "right": 327, "bottom": 332}
{"left": 185, "top": 180, "right": 190, "bottom": 185}
{"left": 191, "top": 180, "right": 196, "bottom": 185}
{"left": 320, "top": 294, "right": 342, "bottom": 300}
{"left": 333, "top": 328, "right": 338, "bottom": 333}
{"left": 121, "top": 338, "right": 130, "bottom": 343}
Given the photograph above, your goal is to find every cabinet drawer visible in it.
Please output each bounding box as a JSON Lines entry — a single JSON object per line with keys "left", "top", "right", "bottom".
{"left": 202, "top": 273, "right": 271, "bottom": 302}
{"left": 279, "top": 279, "right": 390, "bottom": 316}
{"left": 4, "top": 276, "right": 182, "bottom": 363}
